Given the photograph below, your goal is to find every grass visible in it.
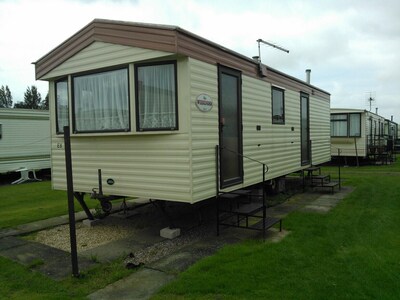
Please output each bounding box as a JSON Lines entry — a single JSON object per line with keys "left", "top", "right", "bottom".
{"left": 0, "top": 181, "right": 98, "bottom": 229}
{"left": 1, "top": 163, "right": 400, "bottom": 298}
{"left": 0, "top": 256, "right": 135, "bottom": 299}
{"left": 154, "top": 162, "right": 400, "bottom": 299}
{"left": 0, "top": 180, "right": 136, "bottom": 299}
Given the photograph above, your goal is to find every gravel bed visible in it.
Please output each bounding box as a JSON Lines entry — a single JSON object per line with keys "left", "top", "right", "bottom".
{"left": 33, "top": 216, "right": 136, "bottom": 252}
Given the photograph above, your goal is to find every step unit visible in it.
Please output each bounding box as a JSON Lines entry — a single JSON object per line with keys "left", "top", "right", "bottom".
{"left": 304, "top": 166, "right": 340, "bottom": 194}
{"left": 216, "top": 188, "right": 282, "bottom": 238}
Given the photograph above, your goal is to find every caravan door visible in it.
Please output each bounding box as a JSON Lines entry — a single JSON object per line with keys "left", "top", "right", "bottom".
{"left": 218, "top": 65, "right": 243, "bottom": 188}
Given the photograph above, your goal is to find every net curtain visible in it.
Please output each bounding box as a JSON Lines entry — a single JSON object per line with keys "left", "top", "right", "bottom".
{"left": 74, "top": 69, "right": 129, "bottom": 132}
{"left": 137, "top": 64, "right": 176, "bottom": 130}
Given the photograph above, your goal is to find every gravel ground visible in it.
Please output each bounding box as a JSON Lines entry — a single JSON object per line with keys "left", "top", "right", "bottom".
{"left": 32, "top": 203, "right": 215, "bottom": 267}
{"left": 33, "top": 216, "right": 136, "bottom": 252}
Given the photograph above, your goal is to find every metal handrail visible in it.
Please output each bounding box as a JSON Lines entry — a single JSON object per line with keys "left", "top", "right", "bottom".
{"left": 219, "top": 146, "right": 269, "bottom": 174}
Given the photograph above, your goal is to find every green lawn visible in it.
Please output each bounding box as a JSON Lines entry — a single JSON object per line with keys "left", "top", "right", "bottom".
{"left": 154, "top": 163, "right": 400, "bottom": 299}
{"left": 0, "top": 181, "right": 98, "bottom": 229}
{"left": 1, "top": 163, "right": 400, "bottom": 299}
{"left": 0, "top": 181, "right": 134, "bottom": 299}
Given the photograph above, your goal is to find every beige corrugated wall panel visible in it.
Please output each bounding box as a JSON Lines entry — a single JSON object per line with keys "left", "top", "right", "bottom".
{"left": 51, "top": 134, "right": 191, "bottom": 201}
{"left": 309, "top": 95, "right": 331, "bottom": 164}
{"left": 242, "top": 83, "right": 303, "bottom": 184}
{"left": 42, "top": 41, "right": 174, "bottom": 79}
{"left": 189, "top": 59, "right": 219, "bottom": 202}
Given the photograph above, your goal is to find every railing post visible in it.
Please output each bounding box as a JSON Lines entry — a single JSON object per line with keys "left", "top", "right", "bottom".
{"left": 215, "top": 145, "right": 220, "bottom": 236}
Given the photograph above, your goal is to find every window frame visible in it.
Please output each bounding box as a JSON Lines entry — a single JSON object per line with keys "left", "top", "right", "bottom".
{"left": 71, "top": 66, "right": 131, "bottom": 134}
{"left": 330, "top": 112, "right": 361, "bottom": 137}
{"left": 271, "top": 86, "right": 285, "bottom": 124}
{"left": 55, "top": 77, "right": 69, "bottom": 134}
{"left": 134, "top": 60, "right": 179, "bottom": 132}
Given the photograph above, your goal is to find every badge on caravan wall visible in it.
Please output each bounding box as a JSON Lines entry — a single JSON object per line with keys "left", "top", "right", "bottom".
{"left": 195, "top": 94, "right": 213, "bottom": 112}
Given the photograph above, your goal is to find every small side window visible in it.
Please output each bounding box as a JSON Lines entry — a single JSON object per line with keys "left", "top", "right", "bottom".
{"left": 271, "top": 86, "right": 285, "bottom": 124}
{"left": 55, "top": 78, "right": 69, "bottom": 134}
{"left": 0, "top": 124, "right": 2, "bottom": 139}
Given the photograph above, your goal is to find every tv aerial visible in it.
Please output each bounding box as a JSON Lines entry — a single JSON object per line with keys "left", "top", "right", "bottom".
{"left": 366, "top": 92, "right": 376, "bottom": 112}
{"left": 255, "top": 39, "right": 289, "bottom": 63}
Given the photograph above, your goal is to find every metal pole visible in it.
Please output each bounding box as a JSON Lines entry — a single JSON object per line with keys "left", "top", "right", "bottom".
{"left": 64, "top": 126, "right": 79, "bottom": 277}
{"left": 338, "top": 149, "right": 341, "bottom": 191}
{"left": 215, "top": 145, "right": 220, "bottom": 236}
{"left": 262, "top": 164, "right": 266, "bottom": 240}
{"left": 354, "top": 137, "right": 359, "bottom": 167}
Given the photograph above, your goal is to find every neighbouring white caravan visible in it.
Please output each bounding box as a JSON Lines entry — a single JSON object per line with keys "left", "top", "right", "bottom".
{"left": 330, "top": 108, "right": 387, "bottom": 158}
{"left": 0, "top": 108, "right": 50, "bottom": 174}
{"left": 34, "top": 19, "right": 331, "bottom": 204}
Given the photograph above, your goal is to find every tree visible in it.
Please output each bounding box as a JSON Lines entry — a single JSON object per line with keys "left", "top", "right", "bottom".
{"left": 0, "top": 85, "right": 13, "bottom": 108}
{"left": 14, "top": 85, "right": 42, "bottom": 109}
{"left": 41, "top": 92, "right": 49, "bottom": 110}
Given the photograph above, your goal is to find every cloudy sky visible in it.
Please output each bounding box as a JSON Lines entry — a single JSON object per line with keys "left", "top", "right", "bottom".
{"left": 0, "top": 0, "right": 399, "bottom": 120}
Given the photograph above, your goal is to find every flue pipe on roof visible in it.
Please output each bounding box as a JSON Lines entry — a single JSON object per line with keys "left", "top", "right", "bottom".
{"left": 305, "top": 69, "right": 311, "bottom": 84}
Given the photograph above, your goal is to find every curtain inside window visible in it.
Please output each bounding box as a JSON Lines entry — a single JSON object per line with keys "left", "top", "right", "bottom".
{"left": 74, "top": 69, "right": 129, "bottom": 132}
{"left": 56, "top": 80, "right": 69, "bottom": 133}
{"left": 331, "top": 114, "right": 348, "bottom": 136}
{"left": 349, "top": 114, "right": 361, "bottom": 136}
{"left": 137, "top": 64, "right": 176, "bottom": 130}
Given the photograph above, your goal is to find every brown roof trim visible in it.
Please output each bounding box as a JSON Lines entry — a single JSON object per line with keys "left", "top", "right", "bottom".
{"left": 34, "top": 19, "right": 330, "bottom": 98}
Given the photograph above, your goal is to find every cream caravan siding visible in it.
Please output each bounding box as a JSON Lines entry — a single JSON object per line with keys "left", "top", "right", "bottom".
{"left": 241, "top": 79, "right": 301, "bottom": 184}
{"left": 330, "top": 109, "right": 367, "bottom": 157}
{"left": 50, "top": 57, "right": 193, "bottom": 202}
{"left": 309, "top": 95, "right": 331, "bottom": 164}
{"left": 330, "top": 109, "right": 386, "bottom": 157}
{"left": 42, "top": 42, "right": 175, "bottom": 80}
{"left": 189, "top": 59, "right": 219, "bottom": 202}
{"left": 0, "top": 109, "right": 50, "bottom": 173}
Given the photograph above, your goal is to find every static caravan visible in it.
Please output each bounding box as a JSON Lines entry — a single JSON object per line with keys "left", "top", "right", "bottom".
{"left": 330, "top": 108, "right": 387, "bottom": 158}
{"left": 34, "top": 19, "right": 331, "bottom": 205}
{"left": 0, "top": 108, "right": 50, "bottom": 174}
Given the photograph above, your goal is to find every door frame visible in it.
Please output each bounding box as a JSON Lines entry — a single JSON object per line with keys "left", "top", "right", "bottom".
{"left": 218, "top": 65, "right": 243, "bottom": 189}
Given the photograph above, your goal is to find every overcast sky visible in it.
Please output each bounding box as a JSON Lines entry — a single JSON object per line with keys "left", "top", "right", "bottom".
{"left": 0, "top": 0, "right": 399, "bottom": 120}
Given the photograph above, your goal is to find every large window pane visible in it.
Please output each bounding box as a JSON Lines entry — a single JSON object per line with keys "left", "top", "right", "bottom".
{"left": 73, "top": 68, "right": 129, "bottom": 132}
{"left": 349, "top": 113, "right": 361, "bottom": 136}
{"left": 272, "top": 87, "right": 284, "bottom": 124}
{"left": 136, "top": 62, "right": 177, "bottom": 131}
{"left": 56, "top": 79, "right": 69, "bottom": 133}
{"left": 331, "top": 114, "right": 348, "bottom": 136}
